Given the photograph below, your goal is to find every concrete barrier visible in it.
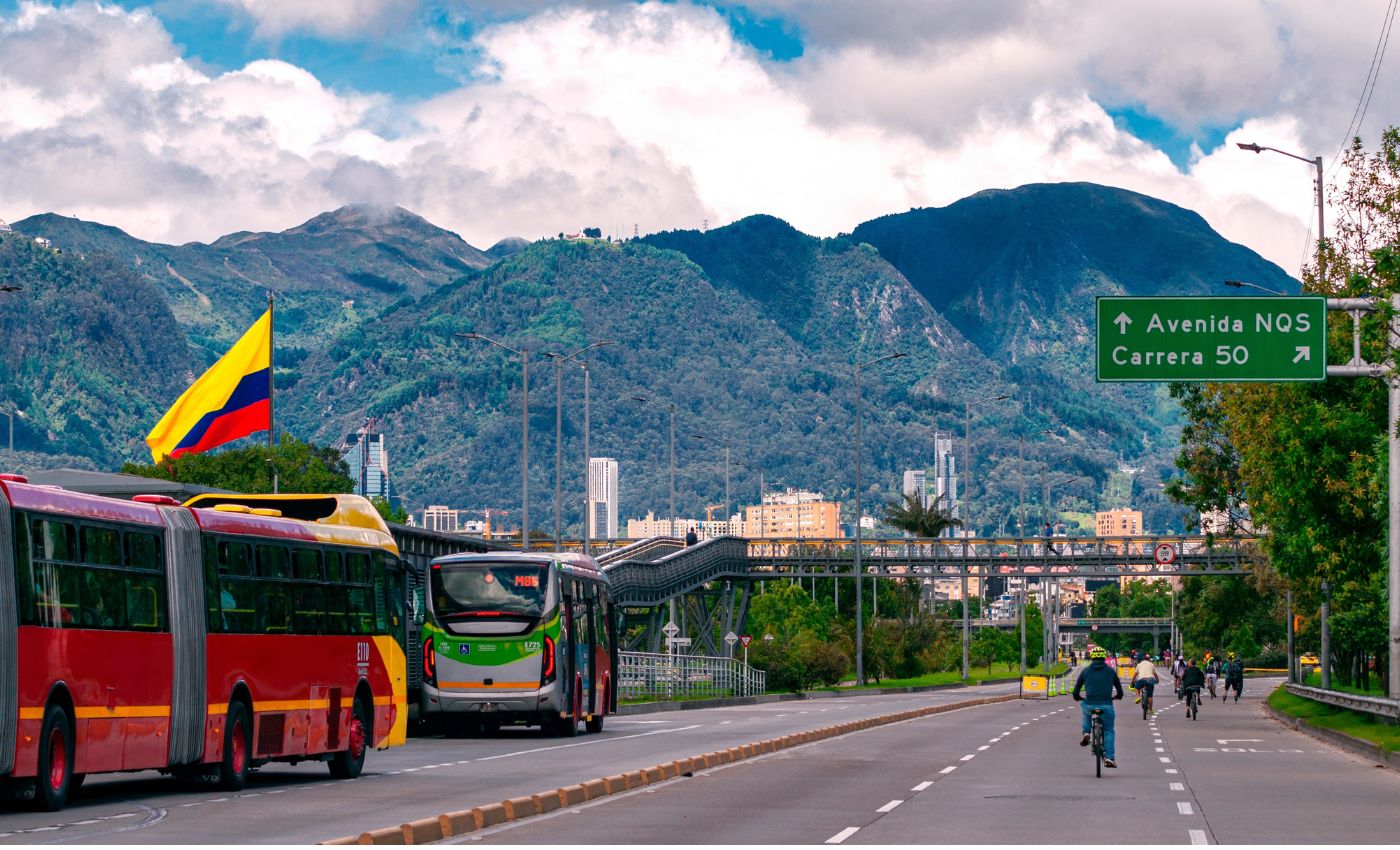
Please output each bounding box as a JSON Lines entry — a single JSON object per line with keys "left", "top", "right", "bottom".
{"left": 327, "top": 691, "right": 1020, "bottom": 844}
{"left": 401, "top": 818, "right": 443, "bottom": 844}
{"left": 439, "top": 810, "right": 476, "bottom": 838}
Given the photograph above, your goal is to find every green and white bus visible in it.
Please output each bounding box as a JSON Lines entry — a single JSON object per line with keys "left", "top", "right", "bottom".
{"left": 418, "top": 552, "right": 616, "bottom": 737}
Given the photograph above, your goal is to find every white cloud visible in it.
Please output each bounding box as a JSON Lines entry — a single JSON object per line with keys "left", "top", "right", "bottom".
{"left": 212, "top": 0, "right": 419, "bottom": 39}
{"left": 0, "top": 0, "right": 1381, "bottom": 274}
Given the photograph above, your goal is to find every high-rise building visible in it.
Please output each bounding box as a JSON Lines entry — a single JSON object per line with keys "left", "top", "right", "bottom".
{"left": 902, "top": 469, "right": 928, "bottom": 508}
{"left": 342, "top": 427, "right": 391, "bottom": 502}
{"left": 589, "top": 457, "right": 619, "bottom": 540}
{"left": 932, "top": 433, "right": 958, "bottom": 526}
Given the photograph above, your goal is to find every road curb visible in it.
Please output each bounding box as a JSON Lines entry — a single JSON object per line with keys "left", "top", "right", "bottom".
{"left": 327, "top": 692, "right": 1018, "bottom": 844}
{"left": 1263, "top": 702, "right": 1400, "bottom": 770}
{"left": 616, "top": 677, "right": 1027, "bottom": 715}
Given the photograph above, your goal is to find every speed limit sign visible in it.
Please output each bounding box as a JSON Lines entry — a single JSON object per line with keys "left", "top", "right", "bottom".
{"left": 1153, "top": 543, "right": 1176, "bottom": 565}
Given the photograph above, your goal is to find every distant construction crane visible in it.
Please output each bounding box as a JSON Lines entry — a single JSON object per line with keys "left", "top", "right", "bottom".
{"left": 704, "top": 503, "right": 725, "bottom": 523}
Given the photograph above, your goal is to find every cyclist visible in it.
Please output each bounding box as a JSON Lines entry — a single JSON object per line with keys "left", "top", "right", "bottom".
{"left": 1073, "top": 646, "right": 1124, "bottom": 768}
{"left": 1204, "top": 655, "right": 1222, "bottom": 699}
{"left": 1171, "top": 653, "right": 1186, "bottom": 693}
{"left": 1131, "top": 653, "right": 1159, "bottom": 715}
{"left": 1223, "top": 652, "right": 1245, "bottom": 702}
{"left": 1180, "top": 657, "right": 1206, "bottom": 714}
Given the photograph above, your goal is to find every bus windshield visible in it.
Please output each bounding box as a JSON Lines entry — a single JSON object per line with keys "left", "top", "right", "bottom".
{"left": 431, "top": 561, "right": 549, "bottom": 620}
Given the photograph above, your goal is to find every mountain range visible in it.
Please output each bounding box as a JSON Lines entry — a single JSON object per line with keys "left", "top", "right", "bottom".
{"left": 2, "top": 183, "right": 1297, "bottom": 534}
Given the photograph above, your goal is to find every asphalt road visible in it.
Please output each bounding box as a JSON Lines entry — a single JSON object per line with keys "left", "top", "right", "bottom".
{"left": 463, "top": 676, "right": 1400, "bottom": 845}
{"left": 0, "top": 682, "right": 1019, "bottom": 844}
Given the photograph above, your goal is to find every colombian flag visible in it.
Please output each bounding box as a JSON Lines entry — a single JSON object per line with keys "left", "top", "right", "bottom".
{"left": 146, "top": 309, "right": 272, "bottom": 462}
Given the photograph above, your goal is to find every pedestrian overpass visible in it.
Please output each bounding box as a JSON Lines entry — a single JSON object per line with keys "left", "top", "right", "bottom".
{"left": 593, "top": 534, "right": 1255, "bottom": 654}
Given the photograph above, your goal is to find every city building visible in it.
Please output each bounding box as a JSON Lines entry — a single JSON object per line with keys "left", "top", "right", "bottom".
{"left": 932, "top": 433, "right": 959, "bottom": 528}
{"left": 589, "top": 457, "right": 620, "bottom": 540}
{"left": 1095, "top": 507, "right": 1143, "bottom": 536}
{"left": 625, "top": 511, "right": 751, "bottom": 540}
{"left": 1200, "top": 505, "right": 1255, "bottom": 535}
{"left": 342, "top": 427, "right": 391, "bottom": 503}
{"left": 742, "top": 489, "right": 843, "bottom": 538}
{"left": 902, "top": 468, "right": 928, "bottom": 508}
{"left": 420, "top": 505, "right": 463, "bottom": 533}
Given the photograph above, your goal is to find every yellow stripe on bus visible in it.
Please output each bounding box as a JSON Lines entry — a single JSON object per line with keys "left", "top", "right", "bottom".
{"left": 253, "top": 699, "right": 332, "bottom": 712}
{"left": 20, "top": 705, "right": 170, "bottom": 720}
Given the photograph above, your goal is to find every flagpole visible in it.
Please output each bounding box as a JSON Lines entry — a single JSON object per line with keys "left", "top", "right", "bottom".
{"left": 267, "top": 292, "right": 278, "bottom": 494}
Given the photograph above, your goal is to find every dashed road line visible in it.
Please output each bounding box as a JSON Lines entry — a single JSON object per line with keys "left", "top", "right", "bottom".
{"left": 1178, "top": 802, "right": 1194, "bottom": 815}
{"left": 826, "top": 827, "right": 860, "bottom": 844}
{"left": 940, "top": 766, "right": 957, "bottom": 774}
{"left": 876, "top": 800, "right": 903, "bottom": 813}
{"left": 959, "top": 754, "right": 976, "bottom": 761}
{"left": 1190, "top": 828, "right": 1209, "bottom": 844}
{"left": 912, "top": 781, "right": 933, "bottom": 791}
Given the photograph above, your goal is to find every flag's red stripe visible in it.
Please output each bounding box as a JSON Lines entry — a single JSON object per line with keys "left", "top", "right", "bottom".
{"left": 168, "top": 399, "right": 270, "bottom": 459}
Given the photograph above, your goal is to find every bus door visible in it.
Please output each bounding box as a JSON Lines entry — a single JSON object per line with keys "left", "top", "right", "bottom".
{"left": 584, "top": 586, "right": 597, "bottom": 714}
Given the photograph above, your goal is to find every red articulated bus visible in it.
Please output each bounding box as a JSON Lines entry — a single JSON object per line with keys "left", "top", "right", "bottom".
{"left": 0, "top": 478, "right": 407, "bottom": 811}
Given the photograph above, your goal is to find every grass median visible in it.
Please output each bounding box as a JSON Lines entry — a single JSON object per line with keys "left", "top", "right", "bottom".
{"left": 1267, "top": 685, "right": 1400, "bottom": 752}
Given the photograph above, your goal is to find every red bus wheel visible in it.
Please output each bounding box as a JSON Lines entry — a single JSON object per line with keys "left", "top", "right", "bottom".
{"left": 218, "top": 702, "right": 251, "bottom": 791}
{"left": 35, "top": 705, "right": 73, "bottom": 811}
{"left": 329, "top": 700, "right": 369, "bottom": 779}
{"left": 586, "top": 683, "right": 605, "bottom": 734}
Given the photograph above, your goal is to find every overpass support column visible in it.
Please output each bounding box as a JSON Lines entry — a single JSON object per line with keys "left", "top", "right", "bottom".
{"left": 1151, "top": 627, "right": 1160, "bottom": 655}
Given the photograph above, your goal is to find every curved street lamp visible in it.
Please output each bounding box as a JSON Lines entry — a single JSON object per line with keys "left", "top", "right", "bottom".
{"left": 543, "top": 340, "right": 615, "bottom": 552}
{"left": 854, "top": 351, "right": 906, "bottom": 685}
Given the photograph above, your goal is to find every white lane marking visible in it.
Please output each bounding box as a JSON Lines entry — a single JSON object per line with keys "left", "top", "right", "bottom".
{"left": 1166, "top": 768, "right": 1179, "bottom": 774}
{"left": 1155, "top": 747, "right": 1165, "bottom": 752}
{"left": 940, "top": 766, "right": 957, "bottom": 774}
{"left": 1190, "top": 829, "right": 1209, "bottom": 844}
{"left": 988, "top": 738, "right": 1001, "bottom": 743}
{"left": 720, "top": 721, "right": 733, "bottom": 725}
{"left": 977, "top": 745, "right": 990, "bottom": 751}
{"left": 1170, "top": 782, "right": 1185, "bottom": 791}
{"left": 477, "top": 724, "right": 703, "bottom": 762}
{"left": 1155, "top": 739, "right": 1164, "bottom": 744}
{"left": 960, "top": 754, "right": 976, "bottom": 761}
{"left": 1178, "top": 802, "right": 1194, "bottom": 815}
{"left": 612, "top": 719, "right": 673, "bottom": 724}
{"left": 826, "top": 827, "right": 860, "bottom": 844}
{"left": 877, "top": 800, "right": 903, "bottom": 813}
{"left": 1159, "top": 757, "right": 1172, "bottom": 763}
{"left": 912, "top": 781, "right": 933, "bottom": 791}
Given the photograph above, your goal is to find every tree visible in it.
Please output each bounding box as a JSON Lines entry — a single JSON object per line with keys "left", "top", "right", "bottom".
{"left": 371, "top": 496, "right": 408, "bottom": 525}
{"left": 883, "top": 493, "right": 962, "bottom": 538}
{"left": 122, "top": 434, "right": 355, "bottom": 494}
{"left": 970, "top": 628, "right": 1003, "bottom": 674}
{"left": 582, "top": 227, "right": 602, "bottom": 239}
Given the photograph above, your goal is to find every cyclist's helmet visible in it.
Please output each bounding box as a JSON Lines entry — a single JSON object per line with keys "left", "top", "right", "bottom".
{"left": 1089, "top": 647, "right": 1108, "bottom": 659}
{"left": 1227, "top": 652, "right": 1237, "bottom": 660}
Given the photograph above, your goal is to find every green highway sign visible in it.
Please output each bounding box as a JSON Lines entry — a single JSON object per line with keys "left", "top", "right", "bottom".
{"left": 1096, "top": 296, "right": 1327, "bottom": 382}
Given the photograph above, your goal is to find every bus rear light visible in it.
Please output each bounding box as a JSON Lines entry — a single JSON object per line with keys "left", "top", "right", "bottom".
{"left": 423, "top": 637, "right": 436, "bottom": 685}
{"left": 541, "top": 635, "right": 556, "bottom": 684}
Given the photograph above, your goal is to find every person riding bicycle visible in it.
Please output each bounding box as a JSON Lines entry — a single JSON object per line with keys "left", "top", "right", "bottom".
{"left": 1132, "top": 654, "right": 1159, "bottom": 715}
{"left": 1171, "top": 653, "right": 1186, "bottom": 692}
{"left": 1204, "top": 655, "right": 1222, "bottom": 699}
{"left": 1180, "top": 658, "right": 1206, "bottom": 711}
{"left": 1073, "top": 647, "right": 1124, "bottom": 768}
{"left": 1223, "top": 652, "right": 1245, "bottom": 702}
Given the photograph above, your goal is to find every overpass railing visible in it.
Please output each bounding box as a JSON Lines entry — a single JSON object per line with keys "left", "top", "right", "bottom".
{"left": 596, "top": 536, "right": 685, "bottom": 567}
{"left": 605, "top": 536, "right": 751, "bottom": 605}
{"left": 618, "top": 651, "right": 765, "bottom": 701}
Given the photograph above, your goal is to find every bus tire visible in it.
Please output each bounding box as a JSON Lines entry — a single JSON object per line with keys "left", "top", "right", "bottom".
{"left": 218, "top": 702, "right": 252, "bottom": 791}
{"left": 586, "top": 684, "right": 605, "bottom": 734}
{"left": 329, "top": 699, "right": 369, "bottom": 779}
{"left": 35, "top": 704, "right": 73, "bottom": 812}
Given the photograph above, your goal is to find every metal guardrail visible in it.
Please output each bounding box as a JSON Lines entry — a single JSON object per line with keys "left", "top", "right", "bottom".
{"left": 618, "top": 650, "right": 765, "bottom": 701}
{"left": 604, "top": 536, "right": 751, "bottom": 605}
{"left": 596, "top": 536, "right": 685, "bottom": 567}
{"left": 1285, "top": 683, "right": 1400, "bottom": 719}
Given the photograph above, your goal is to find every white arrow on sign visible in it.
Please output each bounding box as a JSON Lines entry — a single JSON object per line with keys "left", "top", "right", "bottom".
{"left": 1216, "top": 739, "right": 1262, "bottom": 745}
{"left": 1293, "top": 346, "right": 1311, "bottom": 363}
{"left": 662, "top": 621, "right": 679, "bottom": 636}
{"left": 1114, "top": 313, "right": 1133, "bottom": 334}
{"left": 725, "top": 631, "right": 738, "bottom": 645}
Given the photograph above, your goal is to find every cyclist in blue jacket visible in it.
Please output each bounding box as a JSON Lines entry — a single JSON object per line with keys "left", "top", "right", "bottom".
{"left": 1073, "top": 647, "right": 1124, "bottom": 768}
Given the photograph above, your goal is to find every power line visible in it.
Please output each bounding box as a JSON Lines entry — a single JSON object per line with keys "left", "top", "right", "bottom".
{"left": 1328, "top": 0, "right": 1398, "bottom": 177}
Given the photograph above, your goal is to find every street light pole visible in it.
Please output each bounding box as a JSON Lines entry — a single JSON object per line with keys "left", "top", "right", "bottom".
{"left": 961, "top": 393, "right": 1009, "bottom": 680}
{"left": 1320, "top": 579, "right": 1332, "bottom": 690}
{"left": 854, "top": 352, "right": 906, "bottom": 686}
{"left": 1237, "top": 142, "right": 1325, "bottom": 272}
{"left": 690, "top": 433, "right": 731, "bottom": 530}
{"left": 459, "top": 332, "right": 531, "bottom": 550}
{"left": 544, "top": 341, "right": 614, "bottom": 553}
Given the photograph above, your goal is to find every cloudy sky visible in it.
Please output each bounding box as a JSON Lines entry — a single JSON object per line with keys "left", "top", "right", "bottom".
{"left": 0, "top": 0, "right": 1395, "bottom": 274}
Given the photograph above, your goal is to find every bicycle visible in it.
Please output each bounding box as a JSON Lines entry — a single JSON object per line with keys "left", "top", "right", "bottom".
{"left": 1090, "top": 708, "right": 1106, "bottom": 777}
{"left": 1183, "top": 686, "right": 1201, "bottom": 720}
